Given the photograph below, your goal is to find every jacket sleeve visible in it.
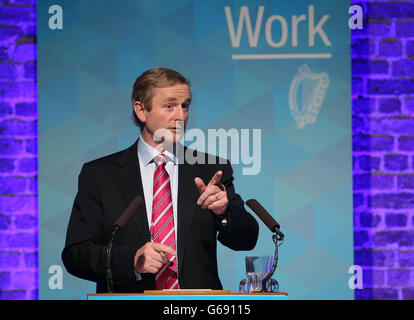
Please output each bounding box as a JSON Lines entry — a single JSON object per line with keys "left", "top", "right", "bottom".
{"left": 61, "top": 163, "right": 139, "bottom": 284}
{"left": 216, "top": 161, "right": 259, "bottom": 251}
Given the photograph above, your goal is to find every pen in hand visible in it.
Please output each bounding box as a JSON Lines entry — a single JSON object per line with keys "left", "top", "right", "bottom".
{"left": 151, "top": 230, "right": 168, "bottom": 263}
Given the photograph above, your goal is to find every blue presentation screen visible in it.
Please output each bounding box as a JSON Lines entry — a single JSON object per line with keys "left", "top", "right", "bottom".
{"left": 38, "top": 0, "right": 353, "bottom": 300}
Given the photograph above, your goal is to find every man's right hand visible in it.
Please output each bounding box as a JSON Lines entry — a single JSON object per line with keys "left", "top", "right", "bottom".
{"left": 134, "top": 242, "right": 177, "bottom": 274}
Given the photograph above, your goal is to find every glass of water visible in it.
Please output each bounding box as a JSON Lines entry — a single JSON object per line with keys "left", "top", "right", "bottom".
{"left": 239, "top": 256, "right": 279, "bottom": 293}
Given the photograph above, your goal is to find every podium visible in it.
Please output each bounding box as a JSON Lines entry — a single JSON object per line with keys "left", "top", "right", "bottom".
{"left": 87, "top": 290, "right": 288, "bottom": 300}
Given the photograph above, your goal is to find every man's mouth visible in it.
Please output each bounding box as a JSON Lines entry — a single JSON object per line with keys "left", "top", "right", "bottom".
{"left": 169, "top": 127, "right": 184, "bottom": 133}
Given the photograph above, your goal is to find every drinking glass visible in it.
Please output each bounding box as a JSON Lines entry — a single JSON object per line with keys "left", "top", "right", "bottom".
{"left": 239, "top": 256, "right": 279, "bottom": 293}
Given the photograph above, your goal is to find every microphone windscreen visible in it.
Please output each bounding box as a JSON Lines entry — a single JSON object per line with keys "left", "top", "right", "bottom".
{"left": 115, "top": 195, "right": 143, "bottom": 229}
{"left": 246, "top": 199, "right": 280, "bottom": 232}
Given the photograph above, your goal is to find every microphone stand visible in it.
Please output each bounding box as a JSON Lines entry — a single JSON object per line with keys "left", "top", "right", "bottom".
{"left": 106, "top": 226, "right": 120, "bottom": 293}
{"left": 104, "top": 195, "right": 143, "bottom": 293}
{"left": 261, "top": 227, "right": 284, "bottom": 292}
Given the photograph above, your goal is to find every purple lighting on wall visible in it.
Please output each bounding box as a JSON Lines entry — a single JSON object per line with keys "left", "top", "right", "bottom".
{"left": 0, "top": 0, "right": 413, "bottom": 300}
{"left": 0, "top": 0, "right": 38, "bottom": 300}
{"left": 352, "top": 0, "right": 414, "bottom": 300}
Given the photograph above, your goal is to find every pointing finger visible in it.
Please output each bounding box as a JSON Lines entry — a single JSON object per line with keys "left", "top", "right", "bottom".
{"left": 208, "top": 171, "right": 222, "bottom": 186}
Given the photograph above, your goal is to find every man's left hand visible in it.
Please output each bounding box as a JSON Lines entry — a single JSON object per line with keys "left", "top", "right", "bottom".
{"left": 195, "top": 171, "right": 228, "bottom": 215}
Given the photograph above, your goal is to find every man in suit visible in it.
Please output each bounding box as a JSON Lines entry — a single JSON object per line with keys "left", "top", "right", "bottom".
{"left": 62, "top": 68, "right": 259, "bottom": 293}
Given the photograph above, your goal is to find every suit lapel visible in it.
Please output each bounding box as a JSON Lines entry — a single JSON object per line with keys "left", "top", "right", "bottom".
{"left": 177, "top": 158, "right": 199, "bottom": 277}
{"left": 114, "top": 140, "right": 151, "bottom": 243}
{"left": 114, "top": 141, "right": 200, "bottom": 278}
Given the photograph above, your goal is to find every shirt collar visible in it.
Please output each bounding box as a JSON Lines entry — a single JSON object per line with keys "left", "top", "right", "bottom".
{"left": 138, "top": 135, "right": 177, "bottom": 166}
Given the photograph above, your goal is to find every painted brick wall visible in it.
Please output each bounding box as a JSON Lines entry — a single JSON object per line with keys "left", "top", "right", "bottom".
{"left": 1, "top": 0, "right": 414, "bottom": 300}
{"left": 352, "top": 0, "right": 414, "bottom": 300}
{"left": 0, "top": 0, "right": 37, "bottom": 300}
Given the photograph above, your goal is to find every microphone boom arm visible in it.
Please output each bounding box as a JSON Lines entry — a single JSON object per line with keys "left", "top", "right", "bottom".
{"left": 105, "top": 195, "right": 143, "bottom": 293}
{"left": 261, "top": 227, "right": 284, "bottom": 292}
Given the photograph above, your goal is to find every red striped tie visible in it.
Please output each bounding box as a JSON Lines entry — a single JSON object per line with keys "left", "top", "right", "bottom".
{"left": 151, "top": 154, "right": 179, "bottom": 290}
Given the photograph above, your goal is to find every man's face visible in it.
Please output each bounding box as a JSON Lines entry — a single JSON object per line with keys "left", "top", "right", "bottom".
{"left": 135, "top": 82, "right": 191, "bottom": 148}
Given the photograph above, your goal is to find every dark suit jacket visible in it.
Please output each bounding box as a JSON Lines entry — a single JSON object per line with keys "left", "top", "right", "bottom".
{"left": 62, "top": 140, "right": 259, "bottom": 293}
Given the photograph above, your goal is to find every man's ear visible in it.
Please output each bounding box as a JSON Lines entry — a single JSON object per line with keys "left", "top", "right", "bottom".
{"left": 133, "top": 101, "right": 146, "bottom": 124}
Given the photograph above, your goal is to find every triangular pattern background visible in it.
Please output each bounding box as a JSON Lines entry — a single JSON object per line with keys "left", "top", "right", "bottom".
{"left": 38, "top": 0, "right": 352, "bottom": 299}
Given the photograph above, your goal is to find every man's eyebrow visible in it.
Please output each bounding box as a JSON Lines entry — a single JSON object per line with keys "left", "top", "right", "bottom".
{"left": 162, "top": 97, "right": 192, "bottom": 103}
{"left": 163, "top": 97, "right": 178, "bottom": 102}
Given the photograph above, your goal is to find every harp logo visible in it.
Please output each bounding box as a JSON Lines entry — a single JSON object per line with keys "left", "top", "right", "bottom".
{"left": 289, "top": 64, "right": 329, "bottom": 130}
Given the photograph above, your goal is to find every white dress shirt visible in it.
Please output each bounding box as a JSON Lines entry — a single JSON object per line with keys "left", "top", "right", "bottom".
{"left": 137, "top": 136, "right": 179, "bottom": 246}
{"left": 134, "top": 137, "right": 180, "bottom": 281}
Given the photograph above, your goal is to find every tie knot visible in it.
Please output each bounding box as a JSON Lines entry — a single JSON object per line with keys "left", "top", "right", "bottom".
{"left": 154, "top": 153, "right": 167, "bottom": 166}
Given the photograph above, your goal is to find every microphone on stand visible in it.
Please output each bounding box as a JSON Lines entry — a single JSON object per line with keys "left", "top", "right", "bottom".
{"left": 246, "top": 199, "right": 284, "bottom": 238}
{"left": 106, "top": 195, "right": 143, "bottom": 293}
{"left": 246, "top": 199, "right": 285, "bottom": 292}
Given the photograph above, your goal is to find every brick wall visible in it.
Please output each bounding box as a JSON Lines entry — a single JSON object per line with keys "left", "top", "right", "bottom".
{"left": 1, "top": 0, "right": 414, "bottom": 300}
{"left": 0, "top": 0, "right": 37, "bottom": 300}
{"left": 352, "top": 0, "right": 414, "bottom": 300}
